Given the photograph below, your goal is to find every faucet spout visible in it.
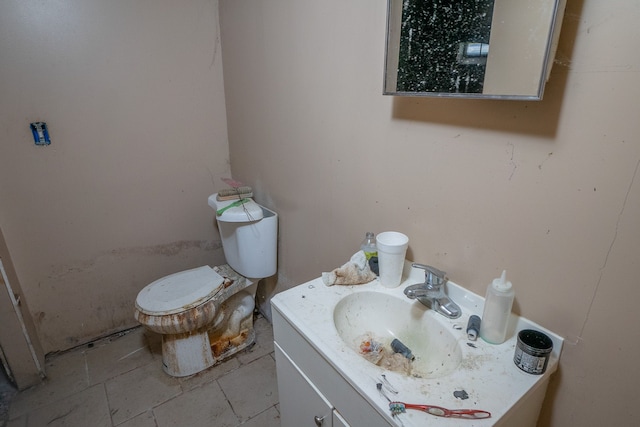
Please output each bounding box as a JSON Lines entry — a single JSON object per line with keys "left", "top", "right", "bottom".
{"left": 404, "top": 263, "right": 462, "bottom": 319}
{"left": 432, "top": 297, "right": 462, "bottom": 319}
{"left": 404, "top": 284, "right": 434, "bottom": 300}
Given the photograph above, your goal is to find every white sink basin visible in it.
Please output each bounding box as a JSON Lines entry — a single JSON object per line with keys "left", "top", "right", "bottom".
{"left": 333, "top": 291, "right": 462, "bottom": 378}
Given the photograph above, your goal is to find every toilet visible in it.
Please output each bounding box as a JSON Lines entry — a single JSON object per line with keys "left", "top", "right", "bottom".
{"left": 134, "top": 193, "right": 278, "bottom": 377}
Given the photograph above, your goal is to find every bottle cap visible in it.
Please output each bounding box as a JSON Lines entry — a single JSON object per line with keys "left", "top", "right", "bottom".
{"left": 492, "top": 270, "right": 512, "bottom": 292}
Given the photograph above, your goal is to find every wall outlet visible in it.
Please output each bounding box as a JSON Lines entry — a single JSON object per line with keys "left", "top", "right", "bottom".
{"left": 30, "top": 122, "right": 50, "bottom": 146}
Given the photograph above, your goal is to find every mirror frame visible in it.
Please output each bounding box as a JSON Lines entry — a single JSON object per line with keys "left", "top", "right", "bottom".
{"left": 383, "top": 0, "right": 566, "bottom": 100}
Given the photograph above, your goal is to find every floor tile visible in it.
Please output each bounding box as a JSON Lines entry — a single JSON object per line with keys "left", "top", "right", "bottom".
{"left": 86, "top": 328, "right": 155, "bottom": 385}
{"left": 106, "top": 361, "right": 181, "bottom": 425}
{"left": 178, "top": 356, "right": 241, "bottom": 392}
{"left": 154, "top": 380, "right": 238, "bottom": 427}
{"left": 116, "top": 410, "right": 156, "bottom": 427}
{"left": 7, "top": 314, "right": 279, "bottom": 427}
{"left": 6, "top": 415, "right": 26, "bottom": 427}
{"left": 241, "top": 406, "right": 281, "bottom": 427}
{"left": 25, "top": 384, "right": 110, "bottom": 427}
{"left": 1, "top": 366, "right": 18, "bottom": 425}
{"left": 217, "top": 354, "right": 279, "bottom": 422}
{"left": 8, "top": 350, "right": 88, "bottom": 419}
{"left": 141, "top": 329, "right": 163, "bottom": 360}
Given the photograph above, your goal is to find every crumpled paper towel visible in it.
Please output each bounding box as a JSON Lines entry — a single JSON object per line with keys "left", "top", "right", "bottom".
{"left": 322, "top": 250, "right": 377, "bottom": 286}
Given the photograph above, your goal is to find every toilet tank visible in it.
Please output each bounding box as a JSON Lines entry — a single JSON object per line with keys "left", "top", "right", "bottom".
{"left": 208, "top": 194, "right": 278, "bottom": 279}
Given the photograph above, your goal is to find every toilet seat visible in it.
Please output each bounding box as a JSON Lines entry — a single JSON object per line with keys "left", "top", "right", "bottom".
{"left": 135, "top": 266, "right": 224, "bottom": 316}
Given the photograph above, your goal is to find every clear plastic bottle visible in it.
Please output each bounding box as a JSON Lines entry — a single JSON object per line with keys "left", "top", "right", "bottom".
{"left": 480, "top": 270, "right": 515, "bottom": 344}
{"left": 360, "top": 232, "right": 378, "bottom": 260}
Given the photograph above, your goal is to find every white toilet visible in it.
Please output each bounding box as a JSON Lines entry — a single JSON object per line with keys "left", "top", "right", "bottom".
{"left": 134, "top": 193, "right": 278, "bottom": 377}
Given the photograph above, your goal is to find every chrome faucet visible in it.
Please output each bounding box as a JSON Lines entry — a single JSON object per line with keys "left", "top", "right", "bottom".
{"left": 404, "top": 263, "right": 462, "bottom": 319}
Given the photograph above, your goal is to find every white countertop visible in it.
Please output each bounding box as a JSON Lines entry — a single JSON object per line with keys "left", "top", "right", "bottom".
{"left": 272, "top": 262, "right": 563, "bottom": 426}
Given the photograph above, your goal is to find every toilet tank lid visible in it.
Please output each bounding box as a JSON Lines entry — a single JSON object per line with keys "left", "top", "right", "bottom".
{"left": 135, "top": 266, "right": 224, "bottom": 315}
{"left": 209, "top": 194, "right": 264, "bottom": 223}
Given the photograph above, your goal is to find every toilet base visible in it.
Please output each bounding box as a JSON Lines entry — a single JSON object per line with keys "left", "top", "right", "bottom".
{"left": 140, "top": 264, "right": 259, "bottom": 377}
{"left": 209, "top": 315, "right": 255, "bottom": 360}
{"left": 161, "top": 331, "right": 216, "bottom": 377}
{"left": 160, "top": 319, "right": 257, "bottom": 377}
{"left": 160, "top": 289, "right": 257, "bottom": 377}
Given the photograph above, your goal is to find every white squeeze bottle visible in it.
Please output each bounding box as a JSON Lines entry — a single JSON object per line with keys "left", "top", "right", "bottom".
{"left": 480, "top": 270, "right": 515, "bottom": 344}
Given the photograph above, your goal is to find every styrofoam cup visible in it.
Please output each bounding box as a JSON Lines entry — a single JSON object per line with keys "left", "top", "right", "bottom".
{"left": 376, "top": 232, "right": 409, "bottom": 288}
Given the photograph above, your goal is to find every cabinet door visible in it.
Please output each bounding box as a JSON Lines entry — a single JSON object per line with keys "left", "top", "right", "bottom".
{"left": 332, "top": 409, "right": 351, "bottom": 427}
{"left": 275, "top": 343, "right": 333, "bottom": 427}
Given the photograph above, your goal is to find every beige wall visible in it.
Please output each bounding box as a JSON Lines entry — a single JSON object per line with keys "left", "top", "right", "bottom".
{"left": 219, "top": 0, "right": 639, "bottom": 426}
{"left": 0, "top": 0, "right": 230, "bottom": 353}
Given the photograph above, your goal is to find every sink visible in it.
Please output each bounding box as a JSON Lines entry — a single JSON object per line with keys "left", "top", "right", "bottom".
{"left": 333, "top": 291, "right": 462, "bottom": 378}
{"left": 272, "top": 263, "right": 564, "bottom": 426}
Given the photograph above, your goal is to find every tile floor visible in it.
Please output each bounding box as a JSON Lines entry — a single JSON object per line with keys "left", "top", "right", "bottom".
{"left": 5, "top": 316, "right": 280, "bottom": 427}
{"left": 1, "top": 366, "right": 17, "bottom": 427}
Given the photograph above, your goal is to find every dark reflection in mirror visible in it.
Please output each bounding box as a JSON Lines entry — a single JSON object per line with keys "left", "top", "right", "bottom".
{"left": 397, "top": 0, "right": 495, "bottom": 93}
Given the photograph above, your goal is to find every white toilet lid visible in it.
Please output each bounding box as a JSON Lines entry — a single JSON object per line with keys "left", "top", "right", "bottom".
{"left": 136, "top": 266, "right": 224, "bottom": 315}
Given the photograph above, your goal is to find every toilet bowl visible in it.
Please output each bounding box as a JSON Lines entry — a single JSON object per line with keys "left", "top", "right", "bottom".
{"left": 134, "top": 193, "right": 277, "bottom": 377}
{"left": 134, "top": 266, "right": 224, "bottom": 376}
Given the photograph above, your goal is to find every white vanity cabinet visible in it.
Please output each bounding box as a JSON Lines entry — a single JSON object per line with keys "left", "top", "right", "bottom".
{"left": 332, "top": 410, "right": 350, "bottom": 427}
{"left": 272, "top": 271, "right": 563, "bottom": 427}
{"left": 273, "top": 306, "right": 393, "bottom": 427}
{"left": 275, "top": 343, "right": 351, "bottom": 426}
{"left": 274, "top": 343, "right": 336, "bottom": 426}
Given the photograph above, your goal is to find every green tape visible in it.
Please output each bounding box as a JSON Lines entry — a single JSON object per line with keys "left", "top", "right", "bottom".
{"left": 216, "top": 198, "right": 250, "bottom": 216}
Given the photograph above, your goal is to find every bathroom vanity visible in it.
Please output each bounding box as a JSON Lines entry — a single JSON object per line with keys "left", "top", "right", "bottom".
{"left": 272, "top": 263, "right": 563, "bottom": 426}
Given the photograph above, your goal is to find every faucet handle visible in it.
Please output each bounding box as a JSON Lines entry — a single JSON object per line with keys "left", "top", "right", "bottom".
{"left": 412, "top": 263, "right": 446, "bottom": 286}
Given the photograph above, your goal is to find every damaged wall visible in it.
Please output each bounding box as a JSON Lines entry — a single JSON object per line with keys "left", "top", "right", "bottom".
{"left": 219, "top": 0, "right": 640, "bottom": 426}
{"left": 0, "top": 0, "right": 230, "bottom": 353}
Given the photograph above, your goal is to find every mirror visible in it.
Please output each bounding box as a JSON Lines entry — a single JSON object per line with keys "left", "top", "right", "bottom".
{"left": 384, "top": 0, "right": 566, "bottom": 100}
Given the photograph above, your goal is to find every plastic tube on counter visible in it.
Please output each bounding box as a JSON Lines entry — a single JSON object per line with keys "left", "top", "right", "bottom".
{"left": 467, "top": 315, "right": 481, "bottom": 341}
{"left": 391, "top": 338, "right": 415, "bottom": 360}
